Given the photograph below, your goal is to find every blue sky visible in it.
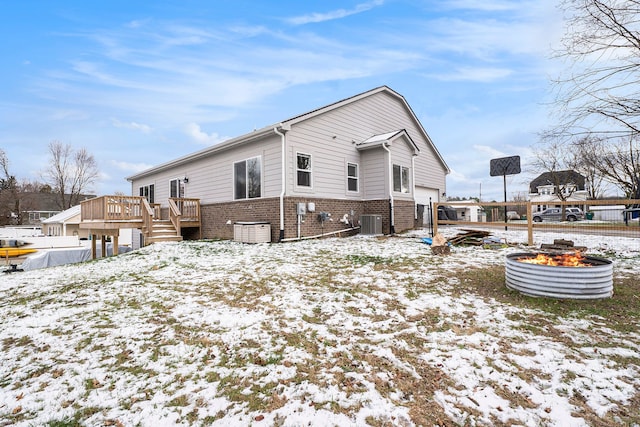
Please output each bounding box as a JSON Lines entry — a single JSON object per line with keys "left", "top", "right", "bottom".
{"left": 1, "top": 0, "right": 563, "bottom": 201}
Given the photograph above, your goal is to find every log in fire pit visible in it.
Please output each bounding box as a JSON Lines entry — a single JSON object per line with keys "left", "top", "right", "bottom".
{"left": 505, "top": 252, "right": 613, "bottom": 299}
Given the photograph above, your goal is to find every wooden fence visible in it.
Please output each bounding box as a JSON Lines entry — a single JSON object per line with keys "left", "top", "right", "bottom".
{"left": 433, "top": 199, "right": 640, "bottom": 245}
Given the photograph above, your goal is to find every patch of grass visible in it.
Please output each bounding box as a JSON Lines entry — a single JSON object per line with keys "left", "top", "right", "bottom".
{"left": 454, "top": 265, "right": 640, "bottom": 333}
{"left": 46, "top": 419, "right": 82, "bottom": 427}
{"left": 346, "top": 254, "right": 392, "bottom": 265}
{"left": 71, "top": 406, "right": 102, "bottom": 423}
{"left": 167, "top": 394, "right": 189, "bottom": 407}
{"left": 84, "top": 378, "right": 102, "bottom": 394}
{"left": 2, "top": 335, "right": 33, "bottom": 351}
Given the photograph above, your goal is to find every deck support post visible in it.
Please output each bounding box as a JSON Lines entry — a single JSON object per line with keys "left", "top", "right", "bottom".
{"left": 91, "top": 234, "right": 97, "bottom": 260}
{"left": 101, "top": 236, "right": 106, "bottom": 259}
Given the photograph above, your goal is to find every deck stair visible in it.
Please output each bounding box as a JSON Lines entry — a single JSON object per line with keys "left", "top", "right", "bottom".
{"left": 145, "top": 220, "right": 183, "bottom": 243}
{"left": 80, "top": 196, "right": 200, "bottom": 255}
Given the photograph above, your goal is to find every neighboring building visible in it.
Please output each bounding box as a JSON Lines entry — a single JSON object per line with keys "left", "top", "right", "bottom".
{"left": 127, "top": 86, "right": 450, "bottom": 242}
{"left": 43, "top": 204, "right": 133, "bottom": 245}
{"left": 589, "top": 205, "right": 625, "bottom": 221}
{"left": 445, "top": 202, "right": 485, "bottom": 222}
{"left": 529, "top": 170, "right": 588, "bottom": 212}
{"left": 1, "top": 192, "right": 95, "bottom": 226}
{"left": 41, "top": 205, "right": 84, "bottom": 237}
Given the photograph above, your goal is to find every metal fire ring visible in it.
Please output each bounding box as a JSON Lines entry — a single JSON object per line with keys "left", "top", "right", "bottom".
{"left": 505, "top": 252, "right": 613, "bottom": 299}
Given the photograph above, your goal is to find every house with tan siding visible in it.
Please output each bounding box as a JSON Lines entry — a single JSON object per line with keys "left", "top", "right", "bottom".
{"left": 126, "top": 86, "right": 449, "bottom": 243}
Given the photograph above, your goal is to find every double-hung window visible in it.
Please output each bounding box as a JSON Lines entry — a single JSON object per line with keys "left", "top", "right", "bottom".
{"left": 393, "top": 164, "right": 410, "bottom": 193}
{"left": 234, "top": 156, "right": 261, "bottom": 199}
{"left": 347, "top": 163, "right": 358, "bottom": 192}
{"left": 297, "top": 153, "right": 312, "bottom": 187}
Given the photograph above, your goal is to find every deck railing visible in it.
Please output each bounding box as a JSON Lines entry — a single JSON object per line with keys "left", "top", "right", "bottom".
{"left": 81, "top": 196, "right": 199, "bottom": 225}
{"left": 170, "top": 197, "right": 201, "bottom": 221}
{"left": 141, "top": 198, "right": 155, "bottom": 239}
{"left": 168, "top": 198, "right": 182, "bottom": 237}
{"left": 81, "top": 195, "right": 146, "bottom": 221}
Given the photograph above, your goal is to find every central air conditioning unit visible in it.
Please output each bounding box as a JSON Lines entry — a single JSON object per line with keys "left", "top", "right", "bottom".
{"left": 360, "top": 214, "right": 382, "bottom": 235}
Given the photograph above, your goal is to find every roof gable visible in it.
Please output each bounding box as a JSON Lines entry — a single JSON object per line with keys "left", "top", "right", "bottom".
{"left": 529, "top": 170, "right": 586, "bottom": 193}
{"left": 41, "top": 205, "right": 81, "bottom": 224}
{"left": 357, "top": 129, "right": 419, "bottom": 153}
{"left": 128, "top": 86, "right": 449, "bottom": 180}
{"left": 283, "top": 86, "right": 447, "bottom": 172}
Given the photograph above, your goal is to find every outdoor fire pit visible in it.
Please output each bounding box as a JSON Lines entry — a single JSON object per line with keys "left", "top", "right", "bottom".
{"left": 505, "top": 252, "right": 613, "bottom": 299}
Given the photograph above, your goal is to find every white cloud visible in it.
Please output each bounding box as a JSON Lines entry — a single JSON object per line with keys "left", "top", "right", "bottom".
{"left": 184, "top": 123, "right": 228, "bottom": 145}
{"left": 111, "top": 118, "right": 153, "bottom": 133}
{"left": 111, "top": 160, "right": 153, "bottom": 173}
{"left": 286, "top": 0, "right": 384, "bottom": 25}
{"left": 447, "top": 169, "right": 469, "bottom": 183}
{"left": 126, "top": 19, "right": 149, "bottom": 29}
{"left": 444, "top": 0, "right": 518, "bottom": 12}
{"left": 433, "top": 67, "right": 513, "bottom": 82}
{"left": 473, "top": 144, "right": 505, "bottom": 158}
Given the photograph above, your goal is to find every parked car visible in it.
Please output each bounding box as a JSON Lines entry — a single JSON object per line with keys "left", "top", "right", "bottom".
{"left": 532, "top": 207, "right": 584, "bottom": 222}
{"left": 506, "top": 211, "right": 520, "bottom": 220}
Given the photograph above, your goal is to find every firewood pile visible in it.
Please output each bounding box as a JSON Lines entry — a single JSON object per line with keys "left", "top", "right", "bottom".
{"left": 447, "top": 229, "right": 493, "bottom": 246}
{"left": 540, "top": 239, "right": 587, "bottom": 253}
{"left": 425, "top": 229, "right": 513, "bottom": 254}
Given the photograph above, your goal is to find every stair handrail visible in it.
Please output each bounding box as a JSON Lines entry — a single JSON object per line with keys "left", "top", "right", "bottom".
{"left": 168, "top": 198, "right": 182, "bottom": 237}
{"left": 141, "top": 198, "right": 155, "bottom": 243}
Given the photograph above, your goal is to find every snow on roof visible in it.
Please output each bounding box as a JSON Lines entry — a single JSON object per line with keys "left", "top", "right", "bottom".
{"left": 41, "top": 204, "right": 81, "bottom": 224}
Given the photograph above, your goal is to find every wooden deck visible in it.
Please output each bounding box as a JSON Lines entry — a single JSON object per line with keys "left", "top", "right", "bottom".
{"left": 80, "top": 195, "right": 201, "bottom": 257}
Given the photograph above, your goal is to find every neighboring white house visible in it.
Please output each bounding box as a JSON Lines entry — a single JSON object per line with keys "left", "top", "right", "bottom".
{"left": 127, "top": 86, "right": 450, "bottom": 242}
{"left": 41, "top": 205, "right": 84, "bottom": 238}
{"left": 446, "top": 202, "right": 485, "bottom": 222}
{"left": 528, "top": 170, "right": 588, "bottom": 212}
{"left": 43, "top": 205, "right": 132, "bottom": 246}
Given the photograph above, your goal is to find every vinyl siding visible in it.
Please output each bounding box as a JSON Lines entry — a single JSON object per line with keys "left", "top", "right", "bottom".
{"left": 130, "top": 134, "right": 282, "bottom": 205}
{"left": 129, "top": 89, "right": 446, "bottom": 206}
{"left": 361, "top": 149, "right": 387, "bottom": 199}
{"left": 285, "top": 90, "right": 446, "bottom": 199}
{"left": 388, "top": 135, "right": 416, "bottom": 201}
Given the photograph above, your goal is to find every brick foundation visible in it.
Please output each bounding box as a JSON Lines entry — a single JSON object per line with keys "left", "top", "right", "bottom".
{"left": 393, "top": 199, "right": 418, "bottom": 234}
{"left": 283, "top": 197, "right": 363, "bottom": 240}
{"left": 198, "top": 196, "right": 418, "bottom": 242}
{"left": 200, "top": 198, "right": 280, "bottom": 241}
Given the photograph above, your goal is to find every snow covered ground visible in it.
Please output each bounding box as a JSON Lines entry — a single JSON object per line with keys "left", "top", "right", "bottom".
{"left": 1, "top": 227, "right": 639, "bottom": 426}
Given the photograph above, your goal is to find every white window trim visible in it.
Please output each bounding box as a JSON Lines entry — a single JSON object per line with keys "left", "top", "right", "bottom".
{"left": 296, "top": 152, "right": 313, "bottom": 190}
{"left": 347, "top": 162, "right": 359, "bottom": 193}
{"left": 233, "top": 155, "right": 263, "bottom": 200}
{"left": 392, "top": 164, "right": 410, "bottom": 194}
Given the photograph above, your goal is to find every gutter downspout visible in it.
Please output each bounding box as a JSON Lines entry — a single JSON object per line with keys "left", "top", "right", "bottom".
{"left": 382, "top": 142, "right": 395, "bottom": 234}
{"left": 412, "top": 153, "right": 418, "bottom": 220}
{"left": 274, "top": 124, "right": 289, "bottom": 242}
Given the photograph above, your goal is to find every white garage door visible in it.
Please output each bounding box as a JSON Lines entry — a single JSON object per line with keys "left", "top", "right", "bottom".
{"left": 415, "top": 187, "right": 441, "bottom": 225}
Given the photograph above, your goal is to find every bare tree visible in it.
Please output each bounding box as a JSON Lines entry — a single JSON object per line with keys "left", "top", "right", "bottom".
{"left": 548, "top": 0, "right": 640, "bottom": 142}
{"left": 530, "top": 141, "right": 588, "bottom": 218}
{"left": 574, "top": 135, "right": 640, "bottom": 198}
{"left": 569, "top": 136, "right": 608, "bottom": 199}
{"left": 532, "top": 142, "right": 578, "bottom": 197}
{"left": 43, "top": 141, "right": 99, "bottom": 210}
{"left": 0, "top": 149, "right": 22, "bottom": 225}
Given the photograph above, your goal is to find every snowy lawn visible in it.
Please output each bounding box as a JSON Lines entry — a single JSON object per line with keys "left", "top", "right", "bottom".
{"left": 1, "top": 227, "right": 639, "bottom": 427}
